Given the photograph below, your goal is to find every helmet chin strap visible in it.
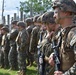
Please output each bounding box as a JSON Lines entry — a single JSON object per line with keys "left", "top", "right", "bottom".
{"left": 58, "top": 9, "right": 74, "bottom": 22}
{"left": 59, "top": 15, "right": 73, "bottom": 20}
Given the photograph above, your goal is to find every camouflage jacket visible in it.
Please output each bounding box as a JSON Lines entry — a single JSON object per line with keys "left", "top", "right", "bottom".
{"left": 29, "top": 26, "right": 40, "bottom": 53}
{"left": 16, "top": 29, "right": 29, "bottom": 51}
{"left": 1, "top": 34, "right": 10, "bottom": 52}
{"left": 55, "top": 25, "right": 76, "bottom": 75}
{"left": 26, "top": 25, "right": 35, "bottom": 45}
{"left": 62, "top": 25, "right": 76, "bottom": 75}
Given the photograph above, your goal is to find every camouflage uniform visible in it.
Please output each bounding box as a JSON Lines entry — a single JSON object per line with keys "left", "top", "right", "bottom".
{"left": 38, "top": 31, "right": 53, "bottom": 75}
{"left": 29, "top": 15, "right": 41, "bottom": 63}
{"left": 40, "top": 11, "right": 57, "bottom": 75}
{"left": 8, "top": 29, "right": 18, "bottom": 70}
{"left": 61, "top": 26, "right": 76, "bottom": 75}
{"left": 1, "top": 26, "right": 10, "bottom": 69}
{"left": 26, "top": 18, "right": 35, "bottom": 66}
{"left": 29, "top": 25, "right": 40, "bottom": 63}
{"left": 73, "top": 15, "right": 76, "bottom": 24}
{"left": 16, "top": 21, "right": 29, "bottom": 75}
{"left": 0, "top": 24, "right": 4, "bottom": 68}
{"left": 52, "top": 0, "right": 76, "bottom": 74}
{"left": 8, "top": 21, "right": 18, "bottom": 70}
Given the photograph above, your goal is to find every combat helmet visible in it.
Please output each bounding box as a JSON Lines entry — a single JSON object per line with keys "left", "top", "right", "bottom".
{"left": 52, "top": 0, "right": 76, "bottom": 14}
{"left": 41, "top": 11, "right": 55, "bottom": 24}
{"left": 17, "top": 21, "right": 26, "bottom": 28}
{"left": 37, "top": 16, "right": 42, "bottom": 23}
{"left": 11, "top": 20, "right": 18, "bottom": 25}
{"left": 0, "top": 23, "right": 4, "bottom": 27}
{"left": 1, "top": 25, "right": 9, "bottom": 32}
{"left": 25, "top": 18, "right": 33, "bottom": 26}
{"left": 25, "top": 18, "right": 33, "bottom": 23}
{"left": 33, "top": 15, "right": 40, "bottom": 23}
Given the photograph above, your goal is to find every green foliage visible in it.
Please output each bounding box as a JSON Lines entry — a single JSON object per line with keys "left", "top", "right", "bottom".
{"left": 0, "top": 68, "right": 17, "bottom": 75}
{"left": 20, "top": 0, "right": 52, "bottom": 16}
{"left": 0, "top": 64, "right": 37, "bottom": 75}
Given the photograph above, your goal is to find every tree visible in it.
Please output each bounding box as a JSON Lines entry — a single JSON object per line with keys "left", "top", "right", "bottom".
{"left": 20, "top": 0, "right": 52, "bottom": 17}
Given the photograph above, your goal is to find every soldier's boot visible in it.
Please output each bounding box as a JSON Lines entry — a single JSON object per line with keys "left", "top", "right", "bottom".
{"left": 28, "top": 55, "right": 34, "bottom": 67}
{"left": 8, "top": 66, "right": 17, "bottom": 71}
{"left": 0, "top": 65, "right": 4, "bottom": 68}
{"left": 8, "top": 67, "right": 13, "bottom": 71}
{"left": 28, "top": 61, "right": 33, "bottom": 67}
{"left": 17, "top": 70, "right": 26, "bottom": 75}
{"left": 21, "top": 70, "right": 26, "bottom": 75}
{"left": 26, "top": 59, "right": 30, "bottom": 66}
{"left": 4, "top": 65, "right": 8, "bottom": 69}
{"left": 17, "top": 70, "right": 21, "bottom": 75}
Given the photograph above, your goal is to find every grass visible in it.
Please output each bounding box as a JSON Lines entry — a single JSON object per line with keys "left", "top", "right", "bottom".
{"left": 0, "top": 68, "right": 17, "bottom": 75}
{"left": 0, "top": 64, "right": 37, "bottom": 75}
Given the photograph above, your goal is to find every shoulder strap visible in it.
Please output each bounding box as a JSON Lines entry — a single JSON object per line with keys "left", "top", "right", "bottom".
{"left": 63, "top": 25, "right": 76, "bottom": 49}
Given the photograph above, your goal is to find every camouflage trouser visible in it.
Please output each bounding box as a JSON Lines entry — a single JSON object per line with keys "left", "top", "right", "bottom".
{"left": 26, "top": 50, "right": 34, "bottom": 66}
{"left": 28, "top": 52, "right": 34, "bottom": 65}
{"left": 0, "top": 49, "right": 4, "bottom": 67}
{"left": 8, "top": 46, "right": 18, "bottom": 69}
{"left": 4, "top": 51, "right": 9, "bottom": 68}
{"left": 18, "top": 50, "right": 26, "bottom": 71}
{"left": 32, "top": 48, "right": 38, "bottom": 64}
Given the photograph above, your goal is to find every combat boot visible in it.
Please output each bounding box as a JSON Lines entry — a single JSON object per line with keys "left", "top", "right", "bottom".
{"left": 21, "top": 70, "right": 26, "bottom": 75}
{"left": 17, "top": 70, "right": 21, "bottom": 75}
{"left": 17, "top": 70, "right": 26, "bottom": 75}
{"left": 27, "top": 63, "right": 33, "bottom": 67}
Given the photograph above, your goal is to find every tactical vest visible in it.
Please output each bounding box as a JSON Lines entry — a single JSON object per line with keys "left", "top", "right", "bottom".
{"left": 59, "top": 25, "right": 76, "bottom": 71}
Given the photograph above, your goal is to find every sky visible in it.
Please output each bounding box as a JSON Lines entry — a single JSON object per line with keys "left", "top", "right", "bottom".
{"left": 0, "top": 0, "right": 76, "bottom": 21}
{"left": 0, "top": 0, "right": 26, "bottom": 19}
